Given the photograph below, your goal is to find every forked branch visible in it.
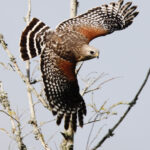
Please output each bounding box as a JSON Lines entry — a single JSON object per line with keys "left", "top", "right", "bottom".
{"left": 0, "top": 81, "right": 27, "bottom": 150}
{"left": 92, "top": 68, "right": 150, "bottom": 150}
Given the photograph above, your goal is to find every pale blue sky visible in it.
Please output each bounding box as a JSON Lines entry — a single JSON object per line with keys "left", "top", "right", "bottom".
{"left": 0, "top": 0, "right": 150, "bottom": 150}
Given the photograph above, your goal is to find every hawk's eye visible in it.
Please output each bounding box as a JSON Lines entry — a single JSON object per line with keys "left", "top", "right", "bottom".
{"left": 90, "top": 50, "right": 95, "bottom": 55}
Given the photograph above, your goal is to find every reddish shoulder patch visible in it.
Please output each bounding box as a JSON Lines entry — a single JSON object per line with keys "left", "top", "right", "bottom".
{"left": 58, "top": 59, "right": 76, "bottom": 81}
{"left": 77, "top": 25, "right": 108, "bottom": 41}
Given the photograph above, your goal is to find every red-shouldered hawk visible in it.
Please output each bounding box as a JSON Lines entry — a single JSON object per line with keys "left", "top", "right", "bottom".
{"left": 20, "top": 0, "right": 138, "bottom": 131}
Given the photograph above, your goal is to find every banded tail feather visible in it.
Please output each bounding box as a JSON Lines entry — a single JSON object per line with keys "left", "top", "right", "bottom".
{"left": 20, "top": 18, "right": 50, "bottom": 61}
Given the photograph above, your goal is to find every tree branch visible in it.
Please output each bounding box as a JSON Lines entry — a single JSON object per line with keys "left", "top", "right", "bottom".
{"left": 24, "top": 0, "right": 31, "bottom": 24}
{"left": 92, "top": 68, "right": 150, "bottom": 150}
{"left": 70, "top": 0, "right": 78, "bottom": 18}
{"left": 0, "top": 81, "right": 27, "bottom": 150}
{"left": 23, "top": 1, "right": 51, "bottom": 149}
{"left": 0, "top": 34, "right": 51, "bottom": 110}
{"left": 0, "top": 1, "right": 51, "bottom": 149}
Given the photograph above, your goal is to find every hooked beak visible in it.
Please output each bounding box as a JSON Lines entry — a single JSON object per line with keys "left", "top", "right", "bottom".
{"left": 95, "top": 50, "right": 99, "bottom": 59}
{"left": 80, "top": 44, "right": 100, "bottom": 61}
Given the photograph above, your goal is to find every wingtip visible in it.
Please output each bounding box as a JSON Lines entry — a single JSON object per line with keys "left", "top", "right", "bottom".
{"left": 118, "top": 0, "right": 124, "bottom": 6}
{"left": 131, "top": 6, "right": 138, "bottom": 11}
{"left": 133, "top": 11, "right": 139, "bottom": 17}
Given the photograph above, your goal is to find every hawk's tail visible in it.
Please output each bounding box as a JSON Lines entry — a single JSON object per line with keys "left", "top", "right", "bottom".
{"left": 20, "top": 18, "right": 50, "bottom": 61}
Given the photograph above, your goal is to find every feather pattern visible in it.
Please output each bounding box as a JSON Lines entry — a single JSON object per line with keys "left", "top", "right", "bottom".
{"left": 19, "top": 0, "right": 138, "bottom": 132}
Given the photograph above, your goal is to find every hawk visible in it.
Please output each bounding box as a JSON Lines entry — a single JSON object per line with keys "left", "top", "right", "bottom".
{"left": 20, "top": 0, "right": 138, "bottom": 131}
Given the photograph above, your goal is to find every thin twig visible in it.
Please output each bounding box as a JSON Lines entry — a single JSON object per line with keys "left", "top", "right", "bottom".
{"left": 0, "top": 81, "right": 27, "bottom": 150}
{"left": 24, "top": 0, "right": 31, "bottom": 24}
{"left": 92, "top": 68, "right": 150, "bottom": 150}
{"left": 23, "top": 119, "right": 55, "bottom": 138}
{"left": 85, "top": 77, "right": 118, "bottom": 94}
{"left": 0, "top": 34, "right": 51, "bottom": 110}
{"left": 0, "top": 110, "right": 19, "bottom": 124}
{"left": 23, "top": 1, "right": 51, "bottom": 150}
{"left": 24, "top": 0, "right": 31, "bottom": 80}
{"left": 86, "top": 114, "right": 98, "bottom": 150}
{"left": 89, "top": 125, "right": 105, "bottom": 148}
{"left": 81, "top": 73, "right": 116, "bottom": 96}
{"left": 76, "top": 62, "right": 84, "bottom": 74}
{"left": 81, "top": 74, "right": 104, "bottom": 96}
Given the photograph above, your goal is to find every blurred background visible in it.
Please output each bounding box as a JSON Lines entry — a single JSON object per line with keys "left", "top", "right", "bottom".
{"left": 0, "top": 0, "right": 150, "bottom": 149}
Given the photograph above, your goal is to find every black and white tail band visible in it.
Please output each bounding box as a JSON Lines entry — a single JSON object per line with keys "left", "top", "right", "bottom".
{"left": 20, "top": 18, "right": 50, "bottom": 61}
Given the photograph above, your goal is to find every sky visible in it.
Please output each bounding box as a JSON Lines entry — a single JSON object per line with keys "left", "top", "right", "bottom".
{"left": 0, "top": 0, "right": 150, "bottom": 150}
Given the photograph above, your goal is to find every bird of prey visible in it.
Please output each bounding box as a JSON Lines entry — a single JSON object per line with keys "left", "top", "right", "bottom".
{"left": 20, "top": 0, "right": 138, "bottom": 131}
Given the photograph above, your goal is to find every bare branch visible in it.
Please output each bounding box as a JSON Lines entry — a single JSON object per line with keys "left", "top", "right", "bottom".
{"left": 0, "top": 81, "right": 27, "bottom": 150}
{"left": 0, "top": 62, "right": 13, "bottom": 70}
{"left": 23, "top": 119, "right": 55, "bottom": 138}
{"left": 61, "top": 126, "right": 74, "bottom": 150}
{"left": 0, "top": 110, "right": 19, "bottom": 124}
{"left": 86, "top": 114, "right": 98, "bottom": 150}
{"left": 0, "top": 128, "right": 13, "bottom": 139}
{"left": 0, "top": 1, "right": 51, "bottom": 149}
{"left": 81, "top": 73, "right": 104, "bottom": 96}
{"left": 23, "top": 1, "right": 51, "bottom": 149}
{"left": 28, "top": 119, "right": 51, "bottom": 150}
{"left": 24, "top": 0, "right": 31, "bottom": 80}
{"left": 70, "top": 0, "right": 78, "bottom": 18}
{"left": 81, "top": 73, "right": 117, "bottom": 96}
{"left": 92, "top": 68, "right": 150, "bottom": 150}
{"left": 89, "top": 125, "right": 105, "bottom": 148}
{"left": 0, "top": 34, "right": 51, "bottom": 110}
{"left": 76, "top": 62, "right": 84, "bottom": 74}
{"left": 26, "top": 85, "right": 51, "bottom": 149}
{"left": 24, "top": 0, "right": 31, "bottom": 24}
{"left": 84, "top": 77, "right": 118, "bottom": 94}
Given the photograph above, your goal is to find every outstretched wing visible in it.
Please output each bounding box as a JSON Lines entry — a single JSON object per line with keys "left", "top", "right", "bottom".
{"left": 40, "top": 47, "right": 86, "bottom": 131}
{"left": 56, "top": 0, "right": 138, "bottom": 42}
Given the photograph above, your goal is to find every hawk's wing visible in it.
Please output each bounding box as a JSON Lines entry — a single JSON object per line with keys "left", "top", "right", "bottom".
{"left": 40, "top": 47, "right": 86, "bottom": 131}
{"left": 56, "top": 0, "right": 138, "bottom": 42}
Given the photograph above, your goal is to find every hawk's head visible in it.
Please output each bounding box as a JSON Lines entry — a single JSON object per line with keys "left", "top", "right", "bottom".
{"left": 76, "top": 44, "right": 99, "bottom": 61}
